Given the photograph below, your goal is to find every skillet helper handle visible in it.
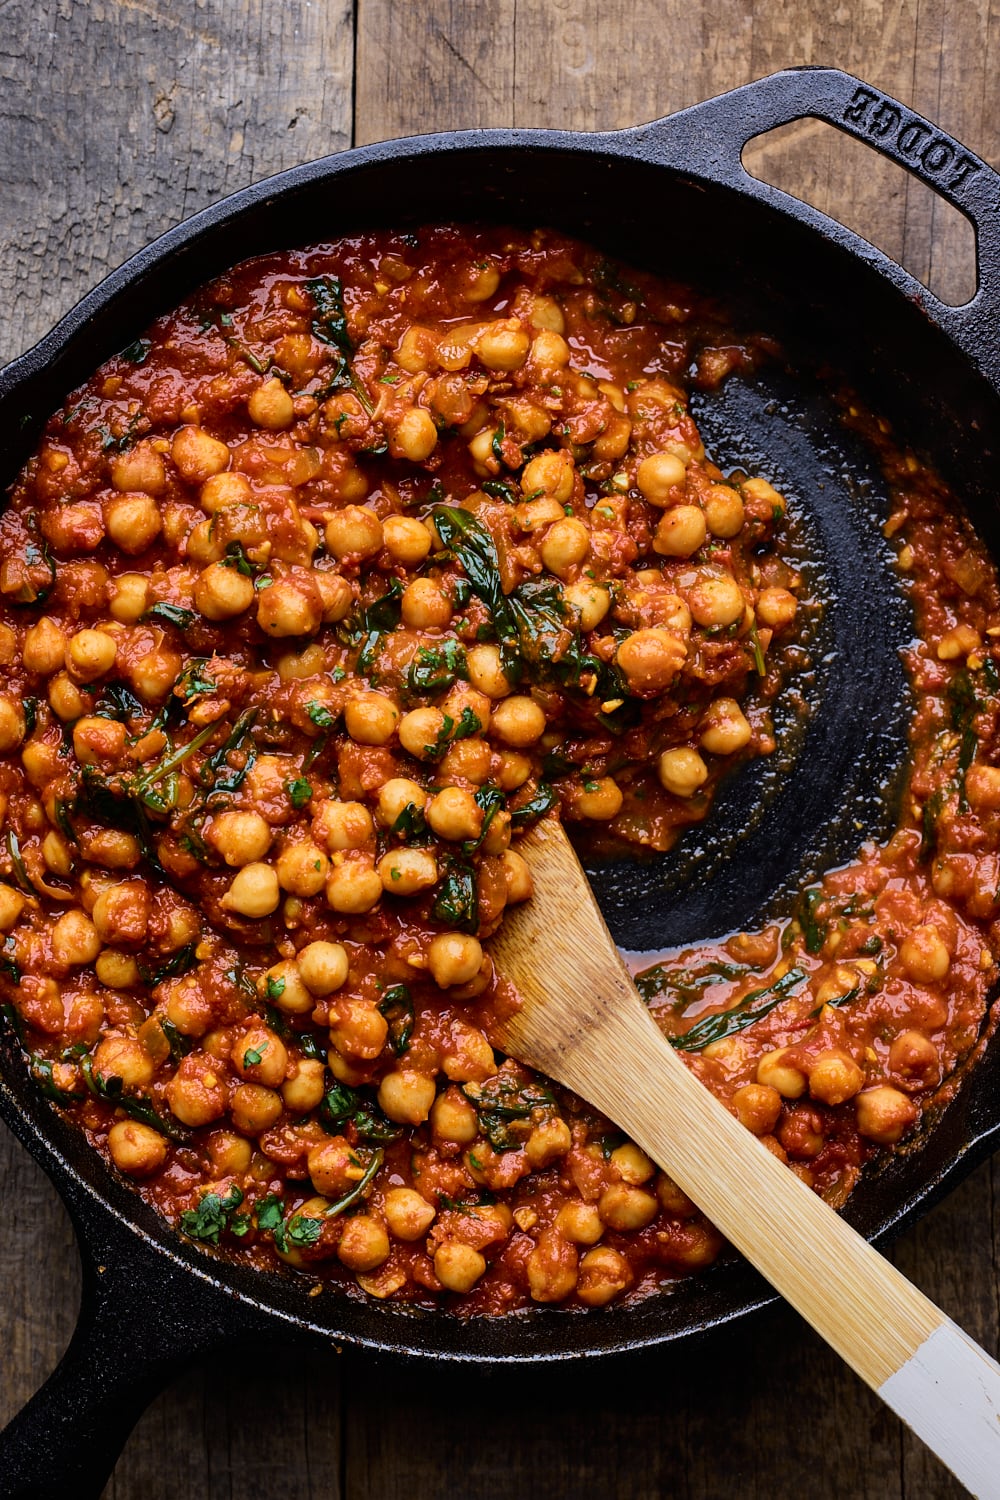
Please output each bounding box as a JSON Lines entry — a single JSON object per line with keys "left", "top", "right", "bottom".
{"left": 634, "top": 66, "right": 1000, "bottom": 364}
{"left": 0, "top": 1223, "right": 222, "bottom": 1499}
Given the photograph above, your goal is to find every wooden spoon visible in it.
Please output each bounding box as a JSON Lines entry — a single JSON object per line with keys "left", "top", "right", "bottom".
{"left": 489, "top": 819, "right": 1000, "bottom": 1498}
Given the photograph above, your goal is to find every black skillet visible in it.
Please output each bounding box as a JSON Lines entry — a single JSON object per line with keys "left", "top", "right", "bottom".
{"left": 3, "top": 65, "right": 1000, "bottom": 1497}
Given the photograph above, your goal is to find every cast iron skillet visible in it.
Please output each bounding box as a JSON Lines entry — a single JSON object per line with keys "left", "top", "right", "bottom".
{"left": 3, "top": 65, "right": 1000, "bottom": 1496}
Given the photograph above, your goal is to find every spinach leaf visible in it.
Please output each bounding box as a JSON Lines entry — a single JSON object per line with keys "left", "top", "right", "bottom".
{"left": 81, "top": 1055, "right": 192, "bottom": 1142}
{"left": 140, "top": 602, "right": 197, "bottom": 629}
{"left": 461, "top": 1075, "right": 554, "bottom": 1151}
{"left": 433, "top": 860, "right": 478, "bottom": 933}
{"left": 319, "top": 1082, "right": 403, "bottom": 1144}
{"left": 668, "top": 968, "right": 807, "bottom": 1052}
{"left": 377, "top": 984, "right": 414, "bottom": 1056}
{"left": 509, "top": 782, "right": 559, "bottom": 828}
{"left": 199, "top": 708, "right": 258, "bottom": 798}
{"left": 286, "top": 776, "right": 313, "bottom": 809}
{"left": 137, "top": 944, "right": 198, "bottom": 987}
{"left": 407, "top": 639, "right": 468, "bottom": 695}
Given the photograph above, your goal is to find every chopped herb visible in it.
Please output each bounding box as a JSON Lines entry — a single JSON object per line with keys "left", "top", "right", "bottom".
{"left": 391, "top": 801, "right": 429, "bottom": 840}
{"left": 174, "top": 658, "right": 216, "bottom": 705}
{"left": 265, "top": 975, "right": 286, "bottom": 1002}
{"left": 140, "top": 603, "right": 197, "bottom": 629}
{"left": 748, "top": 621, "right": 767, "bottom": 677}
{"left": 378, "top": 984, "right": 414, "bottom": 1055}
{"left": 669, "top": 968, "right": 807, "bottom": 1052}
{"left": 243, "top": 1041, "right": 268, "bottom": 1067}
{"left": 319, "top": 1081, "right": 404, "bottom": 1144}
{"left": 219, "top": 540, "right": 255, "bottom": 577}
{"left": 285, "top": 776, "right": 313, "bottom": 809}
{"left": 179, "top": 1185, "right": 245, "bottom": 1245}
{"left": 491, "top": 421, "right": 506, "bottom": 464}
{"left": 305, "top": 701, "right": 337, "bottom": 731}
{"left": 0, "top": 935, "right": 21, "bottom": 985}
{"left": 407, "top": 639, "right": 468, "bottom": 695}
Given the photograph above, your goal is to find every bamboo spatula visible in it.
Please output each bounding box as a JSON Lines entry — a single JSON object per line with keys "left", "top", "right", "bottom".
{"left": 489, "top": 818, "right": 1000, "bottom": 1499}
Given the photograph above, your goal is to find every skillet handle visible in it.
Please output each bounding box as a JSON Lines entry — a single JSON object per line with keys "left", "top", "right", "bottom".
{"left": 0, "top": 1215, "right": 235, "bottom": 1499}
{"left": 628, "top": 66, "right": 1000, "bottom": 370}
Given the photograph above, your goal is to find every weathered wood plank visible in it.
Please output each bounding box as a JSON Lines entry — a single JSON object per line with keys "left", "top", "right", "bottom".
{"left": 0, "top": 0, "right": 355, "bottom": 365}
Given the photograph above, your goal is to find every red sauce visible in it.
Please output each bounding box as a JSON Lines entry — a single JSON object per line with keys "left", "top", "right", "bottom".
{"left": 0, "top": 224, "right": 993, "bottom": 1316}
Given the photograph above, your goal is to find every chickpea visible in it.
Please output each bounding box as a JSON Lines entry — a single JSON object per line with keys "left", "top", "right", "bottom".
{"left": 395, "top": 324, "right": 439, "bottom": 372}
{"left": 256, "top": 576, "right": 322, "bottom": 637}
{"left": 431, "top": 1087, "right": 479, "bottom": 1143}
{"left": 525, "top": 1117, "right": 572, "bottom": 1168}
{"left": 93, "top": 1035, "right": 155, "bottom": 1091}
{"left": 401, "top": 578, "right": 452, "bottom": 630}
{"left": 398, "top": 706, "right": 448, "bottom": 761}
{"left": 521, "top": 449, "right": 574, "bottom": 504}
{"left": 383, "top": 514, "right": 432, "bottom": 566}
{"left": 742, "top": 476, "right": 786, "bottom": 516}
{"left": 476, "top": 320, "right": 530, "bottom": 371}
{"left": 855, "top": 1085, "right": 918, "bottom": 1145}
{"left": 637, "top": 451, "right": 687, "bottom": 504}
{"left": 325, "top": 861, "right": 383, "bottom": 914}
{"left": 562, "top": 581, "right": 611, "bottom": 631}
{"left": 339, "top": 1215, "right": 390, "bottom": 1273}
{"left": 378, "top": 1069, "right": 437, "bottom": 1125}
{"left": 757, "top": 587, "right": 798, "bottom": 630}
{"left": 43, "top": 831, "right": 72, "bottom": 879}
{"left": 317, "top": 799, "right": 374, "bottom": 851}
{"left": 248, "top": 377, "right": 294, "bottom": 430}
{"left": 378, "top": 846, "right": 439, "bottom": 895}
{"left": 109, "top": 574, "right": 149, "bottom": 623}
{"left": 657, "top": 747, "right": 708, "bottom": 798}
{"left": 701, "top": 484, "right": 745, "bottom": 538}
{"left": 233, "top": 1026, "right": 289, "bottom": 1088}
{"left": 72, "top": 715, "right": 126, "bottom": 766}
{"left": 435, "top": 1240, "right": 487, "bottom": 1292}
{"left": 230, "top": 1083, "right": 283, "bottom": 1135}
{"left": 598, "top": 1183, "right": 658, "bottom": 1231}
{"left": 297, "top": 940, "right": 350, "bottom": 995}
{"left": 552, "top": 1202, "right": 602, "bottom": 1246}
{"left": 888, "top": 1029, "right": 941, "bottom": 1090}
{"left": 500, "top": 849, "right": 533, "bottom": 905}
{"left": 324, "top": 506, "right": 383, "bottom": 560}
{"left": 220, "top": 862, "right": 281, "bottom": 917}
{"left": 254, "top": 963, "right": 309, "bottom": 1021}
{"left": 540, "top": 517, "right": 590, "bottom": 579}
{"left": 495, "top": 750, "right": 532, "bottom": 791}
{"left": 576, "top": 777, "right": 623, "bottom": 820}
{"left": 516, "top": 496, "right": 565, "bottom": 532}
{"left": 22, "top": 740, "right": 62, "bottom": 787}
{"left": 966, "top": 764, "right": 1000, "bottom": 810}
{"left": 200, "top": 472, "right": 251, "bottom": 514}
{"left": 207, "top": 1131, "right": 253, "bottom": 1176}
{"left": 440, "top": 737, "right": 492, "bottom": 786}
{"left": 426, "top": 786, "right": 483, "bottom": 842}
{"left": 207, "top": 810, "right": 272, "bottom": 867}
{"left": 616, "top": 628, "right": 686, "bottom": 693}
{"left": 23, "top": 616, "right": 66, "bottom": 674}
{"left": 107, "top": 1120, "right": 169, "bottom": 1178}
{"left": 465, "top": 643, "right": 511, "bottom": 699}
{"left": 48, "top": 673, "right": 85, "bottom": 721}
{"left": 899, "top": 924, "right": 951, "bottom": 983}
{"left": 95, "top": 949, "right": 140, "bottom": 987}
{"left": 166, "top": 1055, "right": 227, "bottom": 1127}
{"left": 51, "top": 909, "right": 101, "bottom": 967}
{"left": 428, "top": 932, "right": 483, "bottom": 988}
{"left": 0, "top": 883, "right": 25, "bottom": 931}
{"left": 463, "top": 261, "right": 501, "bottom": 302}
{"left": 757, "top": 1047, "right": 807, "bottom": 1099}
{"left": 307, "top": 1136, "right": 364, "bottom": 1196}
{"left": 609, "top": 1142, "right": 656, "bottom": 1184}
{"left": 577, "top": 1246, "right": 633, "bottom": 1307}
{"left": 383, "top": 1187, "right": 436, "bottom": 1241}
{"left": 391, "top": 407, "right": 438, "bottom": 463}
{"left": 344, "top": 691, "right": 399, "bottom": 746}
{"left": 526, "top": 1229, "right": 578, "bottom": 1303}
{"left": 699, "top": 698, "right": 752, "bottom": 755}
{"left": 688, "top": 574, "right": 745, "bottom": 628}
{"left": 807, "top": 1050, "right": 864, "bottom": 1107}
{"left": 375, "top": 778, "right": 427, "bottom": 830}
{"left": 489, "top": 695, "right": 546, "bottom": 748}
{"left": 731, "top": 1082, "right": 783, "bottom": 1134}
{"left": 194, "top": 561, "right": 255, "bottom": 620}
{"left": 171, "top": 425, "right": 230, "bottom": 483}
{"left": 0, "top": 696, "right": 25, "bottom": 751}
{"left": 654, "top": 505, "right": 707, "bottom": 558}
{"left": 314, "top": 573, "right": 352, "bottom": 623}
{"left": 282, "top": 1058, "right": 327, "bottom": 1113}
{"left": 275, "top": 841, "right": 329, "bottom": 897}
{"left": 104, "top": 492, "right": 162, "bottom": 554}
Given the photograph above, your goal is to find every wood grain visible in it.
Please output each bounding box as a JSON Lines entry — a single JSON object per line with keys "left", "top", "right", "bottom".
{"left": 1, "top": 1, "right": 999, "bottom": 1496}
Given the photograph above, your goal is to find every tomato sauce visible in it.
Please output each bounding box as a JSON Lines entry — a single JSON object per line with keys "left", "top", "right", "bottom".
{"left": 0, "top": 224, "right": 993, "bottom": 1316}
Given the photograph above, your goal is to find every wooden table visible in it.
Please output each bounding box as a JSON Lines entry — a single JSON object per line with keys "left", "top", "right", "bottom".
{"left": 1, "top": 4, "right": 998, "bottom": 1495}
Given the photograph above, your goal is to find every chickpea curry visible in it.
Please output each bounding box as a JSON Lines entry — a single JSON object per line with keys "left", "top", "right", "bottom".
{"left": 0, "top": 225, "right": 996, "bottom": 1314}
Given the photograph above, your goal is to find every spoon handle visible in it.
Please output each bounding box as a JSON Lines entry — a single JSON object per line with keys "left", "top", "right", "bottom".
{"left": 490, "top": 820, "right": 1000, "bottom": 1497}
